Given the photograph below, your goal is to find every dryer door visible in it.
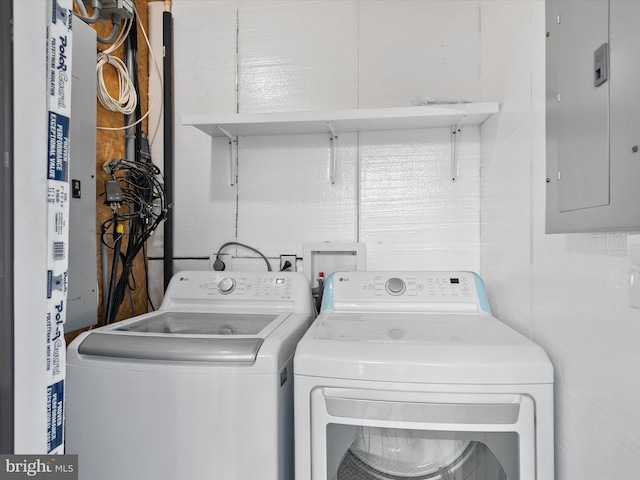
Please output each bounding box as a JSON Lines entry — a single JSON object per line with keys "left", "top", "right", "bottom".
{"left": 311, "top": 388, "right": 535, "bottom": 480}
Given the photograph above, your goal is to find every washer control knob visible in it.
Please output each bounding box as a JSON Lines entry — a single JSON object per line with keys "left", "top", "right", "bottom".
{"left": 385, "top": 277, "right": 406, "bottom": 296}
{"left": 218, "top": 277, "right": 236, "bottom": 294}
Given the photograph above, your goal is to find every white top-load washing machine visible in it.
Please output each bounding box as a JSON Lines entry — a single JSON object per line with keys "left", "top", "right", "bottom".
{"left": 66, "top": 271, "right": 313, "bottom": 480}
{"left": 294, "top": 271, "right": 554, "bottom": 480}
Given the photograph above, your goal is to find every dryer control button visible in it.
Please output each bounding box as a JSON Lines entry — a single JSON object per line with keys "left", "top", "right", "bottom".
{"left": 387, "top": 327, "right": 406, "bottom": 339}
{"left": 385, "top": 278, "right": 406, "bottom": 295}
{"left": 218, "top": 277, "right": 236, "bottom": 294}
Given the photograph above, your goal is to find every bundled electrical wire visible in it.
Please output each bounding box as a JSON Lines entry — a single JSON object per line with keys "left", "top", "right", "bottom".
{"left": 97, "top": 48, "right": 137, "bottom": 115}
{"left": 96, "top": 18, "right": 137, "bottom": 115}
{"left": 101, "top": 150, "right": 172, "bottom": 324}
{"left": 74, "top": 0, "right": 140, "bottom": 116}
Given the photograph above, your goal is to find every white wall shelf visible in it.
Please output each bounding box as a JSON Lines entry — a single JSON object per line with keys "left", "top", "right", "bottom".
{"left": 183, "top": 103, "right": 499, "bottom": 137}
{"left": 183, "top": 103, "right": 499, "bottom": 184}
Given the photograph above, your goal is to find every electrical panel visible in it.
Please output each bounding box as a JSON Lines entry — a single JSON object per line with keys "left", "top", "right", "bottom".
{"left": 546, "top": 0, "right": 640, "bottom": 232}
{"left": 67, "top": 19, "right": 97, "bottom": 331}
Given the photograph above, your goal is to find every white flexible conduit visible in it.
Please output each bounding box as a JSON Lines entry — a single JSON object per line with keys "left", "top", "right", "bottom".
{"left": 95, "top": 5, "right": 162, "bottom": 131}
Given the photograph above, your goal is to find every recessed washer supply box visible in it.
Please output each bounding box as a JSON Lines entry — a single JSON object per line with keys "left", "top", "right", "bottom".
{"left": 303, "top": 242, "right": 366, "bottom": 289}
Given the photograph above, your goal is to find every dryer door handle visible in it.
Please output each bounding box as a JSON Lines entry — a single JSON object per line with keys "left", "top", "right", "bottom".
{"left": 324, "top": 396, "right": 520, "bottom": 426}
{"left": 317, "top": 387, "right": 534, "bottom": 431}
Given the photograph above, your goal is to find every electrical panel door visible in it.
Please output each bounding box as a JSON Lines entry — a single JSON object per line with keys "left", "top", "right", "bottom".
{"left": 553, "top": 1, "right": 609, "bottom": 213}
{"left": 546, "top": 0, "right": 640, "bottom": 232}
{"left": 67, "top": 19, "right": 97, "bottom": 331}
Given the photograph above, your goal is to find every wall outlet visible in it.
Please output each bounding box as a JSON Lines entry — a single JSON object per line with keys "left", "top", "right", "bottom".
{"left": 209, "top": 253, "right": 232, "bottom": 271}
{"left": 280, "top": 255, "right": 297, "bottom": 272}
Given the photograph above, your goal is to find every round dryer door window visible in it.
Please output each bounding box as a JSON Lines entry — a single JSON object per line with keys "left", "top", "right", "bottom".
{"left": 350, "top": 427, "right": 469, "bottom": 477}
{"left": 336, "top": 426, "right": 508, "bottom": 480}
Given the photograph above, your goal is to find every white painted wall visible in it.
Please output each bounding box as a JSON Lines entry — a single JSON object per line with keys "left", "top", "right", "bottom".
{"left": 170, "top": 0, "right": 483, "bottom": 277}
{"left": 167, "top": 0, "right": 640, "bottom": 477}
{"left": 480, "top": 1, "right": 640, "bottom": 478}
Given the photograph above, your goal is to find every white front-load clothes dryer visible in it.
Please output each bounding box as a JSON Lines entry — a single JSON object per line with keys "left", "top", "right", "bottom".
{"left": 66, "top": 271, "right": 313, "bottom": 480}
{"left": 294, "top": 272, "right": 554, "bottom": 480}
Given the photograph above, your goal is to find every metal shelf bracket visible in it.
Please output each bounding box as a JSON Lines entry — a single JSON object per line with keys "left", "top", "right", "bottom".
{"left": 328, "top": 122, "right": 338, "bottom": 184}
{"left": 217, "top": 125, "right": 238, "bottom": 186}
{"left": 450, "top": 116, "right": 466, "bottom": 182}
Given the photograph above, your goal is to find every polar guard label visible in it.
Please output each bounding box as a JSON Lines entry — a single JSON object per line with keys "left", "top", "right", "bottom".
{"left": 46, "top": 381, "right": 65, "bottom": 453}
{"left": 47, "top": 112, "right": 69, "bottom": 182}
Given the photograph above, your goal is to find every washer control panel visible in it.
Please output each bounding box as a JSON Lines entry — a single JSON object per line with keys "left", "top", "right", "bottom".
{"left": 204, "top": 276, "right": 293, "bottom": 299}
{"left": 327, "top": 271, "right": 489, "bottom": 313}
{"left": 162, "top": 271, "right": 308, "bottom": 303}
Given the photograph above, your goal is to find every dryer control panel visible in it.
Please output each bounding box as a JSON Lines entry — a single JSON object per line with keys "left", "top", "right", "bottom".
{"left": 323, "top": 271, "right": 490, "bottom": 313}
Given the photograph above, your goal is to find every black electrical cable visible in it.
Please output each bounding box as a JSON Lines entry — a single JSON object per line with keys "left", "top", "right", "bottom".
{"left": 105, "top": 216, "right": 123, "bottom": 324}
{"left": 127, "top": 285, "right": 134, "bottom": 318}
{"left": 215, "top": 242, "right": 272, "bottom": 271}
{"left": 101, "top": 225, "right": 110, "bottom": 319}
{"left": 115, "top": 11, "right": 142, "bottom": 323}
{"left": 101, "top": 157, "right": 171, "bottom": 324}
{"left": 142, "top": 242, "right": 156, "bottom": 311}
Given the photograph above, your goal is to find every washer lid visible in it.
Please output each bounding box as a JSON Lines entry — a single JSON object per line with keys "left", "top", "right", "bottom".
{"left": 114, "top": 311, "right": 278, "bottom": 335}
{"left": 294, "top": 312, "right": 553, "bottom": 384}
{"left": 78, "top": 311, "right": 288, "bottom": 363}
